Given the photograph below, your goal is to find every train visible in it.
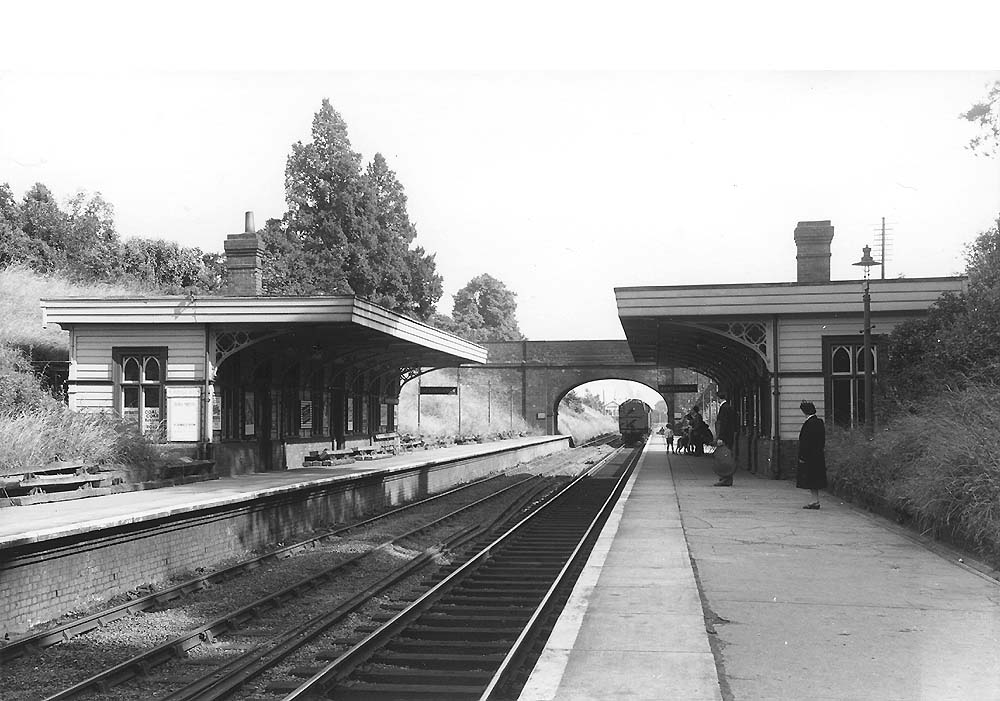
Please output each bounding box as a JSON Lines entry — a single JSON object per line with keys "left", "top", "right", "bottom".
{"left": 618, "top": 399, "right": 653, "bottom": 447}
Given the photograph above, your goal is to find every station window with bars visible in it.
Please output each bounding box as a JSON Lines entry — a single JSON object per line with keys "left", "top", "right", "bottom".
{"left": 115, "top": 348, "right": 167, "bottom": 437}
{"left": 823, "top": 337, "right": 881, "bottom": 428}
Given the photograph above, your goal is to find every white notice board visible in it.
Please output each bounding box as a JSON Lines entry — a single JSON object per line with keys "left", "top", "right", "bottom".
{"left": 168, "top": 396, "right": 200, "bottom": 441}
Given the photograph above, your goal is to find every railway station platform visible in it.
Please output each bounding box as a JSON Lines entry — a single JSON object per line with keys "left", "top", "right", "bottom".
{"left": 0, "top": 435, "right": 569, "bottom": 635}
{"left": 520, "top": 437, "right": 1000, "bottom": 701}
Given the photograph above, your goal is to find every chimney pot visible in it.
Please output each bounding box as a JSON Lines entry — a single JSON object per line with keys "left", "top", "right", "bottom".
{"left": 794, "top": 220, "right": 835, "bottom": 283}
{"left": 223, "top": 213, "right": 264, "bottom": 296}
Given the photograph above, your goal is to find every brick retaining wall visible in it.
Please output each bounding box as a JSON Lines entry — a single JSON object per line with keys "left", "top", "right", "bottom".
{"left": 0, "top": 438, "right": 568, "bottom": 635}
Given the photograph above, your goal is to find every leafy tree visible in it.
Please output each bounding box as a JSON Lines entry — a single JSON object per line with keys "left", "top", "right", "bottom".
{"left": 0, "top": 184, "right": 36, "bottom": 267}
{"left": 64, "top": 192, "right": 120, "bottom": 281}
{"left": 118, "top": 237, "right": 222, "bottom": 293}
{"left": 264, "top": 100, "right": 442, "bottom": 319}
{"left": 962, "top": 80, "right": 1000, "bottom": 156}
{"left": 887, "top": 217, "right": 1000, "bottom": 396}
{"left": 562, "top": 390, "right": 584, "bottom": 413}
{"left": 19, "top": 183, "right": 67, "bottom": 272}
{"left": 435, "top": 274, "right": 525, "bottom": 342}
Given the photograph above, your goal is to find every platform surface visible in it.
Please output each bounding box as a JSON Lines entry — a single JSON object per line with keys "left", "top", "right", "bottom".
{"left": 520, "top": 437, "right": 1000, "bottom": 701}
{"left": 0, "top": 435, "right": 563, "bottom": 549}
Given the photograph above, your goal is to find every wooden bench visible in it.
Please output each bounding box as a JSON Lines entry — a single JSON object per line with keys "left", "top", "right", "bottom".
{"left": 1, "top": 460, "right": 103, "bottom": 499}
{"left": 353, "top": 447, "right": 378, "bottom": 460}
{"left": 374, "top": 433, "right": 400, "bottom": 454}
{"left": 303, "top": 449, "right": 355, "bottom": 466}
{"left": 400, "top": 436, "right": 425, "bottom": 451}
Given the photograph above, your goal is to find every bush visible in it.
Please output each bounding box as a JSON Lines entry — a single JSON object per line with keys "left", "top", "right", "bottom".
{"left": 829, "top": 383, "right": 1000, "bottom": 562}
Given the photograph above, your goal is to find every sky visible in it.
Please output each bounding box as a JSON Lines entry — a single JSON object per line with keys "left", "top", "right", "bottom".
{"left": 2, "top": 5, "right": 999, "bottom": 355}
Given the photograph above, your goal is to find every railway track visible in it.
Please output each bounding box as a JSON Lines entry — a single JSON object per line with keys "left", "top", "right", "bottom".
{"left": 7, "top": 447, "right": 616, "bottom": 701}
{"left": 0, "top": 464, "right": 551, "bottom": 667}
{"left": 274, "top": 444, "right": 639, "bottom": 700}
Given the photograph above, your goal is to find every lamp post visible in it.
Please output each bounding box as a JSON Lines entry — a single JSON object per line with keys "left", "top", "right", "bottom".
{"left": 852, "top": 245, "right": 881, "bottom": 436}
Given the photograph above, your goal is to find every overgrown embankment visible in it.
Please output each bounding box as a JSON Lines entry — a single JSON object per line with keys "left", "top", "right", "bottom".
{"left": 828, "top": 383, "right": 1000, "bottom": 567}
{"left": 0, "top": 266, "right": 163, "bottom": 474}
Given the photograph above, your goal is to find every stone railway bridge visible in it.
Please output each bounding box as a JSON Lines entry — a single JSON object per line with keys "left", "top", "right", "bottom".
{"left": 429, "top": 340, "right": 704, "bottom": 435}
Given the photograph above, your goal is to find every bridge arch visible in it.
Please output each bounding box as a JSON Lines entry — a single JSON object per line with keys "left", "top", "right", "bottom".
{"left": 551, "top": 377, "right": 666, "bottom": 437}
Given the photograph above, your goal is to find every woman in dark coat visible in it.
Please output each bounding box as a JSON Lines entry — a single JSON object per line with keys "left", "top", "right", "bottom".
{"left": 796, "top": 401, "right": 826, "bottom": 509}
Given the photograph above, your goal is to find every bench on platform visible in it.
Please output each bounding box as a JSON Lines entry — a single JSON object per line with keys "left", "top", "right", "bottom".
{"left": 303, "top": 448, "right": 355, "bottom": 467}
{"left": 1, "top": 460, "right": 104, "bottom": 504}
{"left": 353, "top": 447, "right": 378, "bottom": 460}
{"left": 374, "top": 432, "right": 400, "bottom": 454}
{"left": 400, "top": 435, "right": 425, "bottom": 451}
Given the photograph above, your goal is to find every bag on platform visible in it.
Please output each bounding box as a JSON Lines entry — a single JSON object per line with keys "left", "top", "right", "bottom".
{"left": 713, "top": 444, "right": 736, "bottom": 477}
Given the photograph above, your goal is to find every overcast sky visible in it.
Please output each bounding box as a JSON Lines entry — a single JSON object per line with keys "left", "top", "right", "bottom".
{"left": 2, "top": 6, "right": 999, "bottom": 348}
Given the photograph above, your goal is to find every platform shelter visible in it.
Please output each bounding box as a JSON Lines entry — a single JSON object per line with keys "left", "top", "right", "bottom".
{"left": 41, "top": 214, "right": 487, "bottom": 474}
{"left": 615, "top": 220, "right": 966, "bottom": 475}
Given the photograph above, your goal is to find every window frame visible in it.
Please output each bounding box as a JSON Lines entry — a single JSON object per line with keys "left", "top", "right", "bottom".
{"left": 113, "top": 346, "right": 168, "bottom": 437}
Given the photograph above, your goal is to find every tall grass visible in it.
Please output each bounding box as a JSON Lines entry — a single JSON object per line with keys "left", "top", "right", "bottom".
{"left": 0, "top": 404, "right": 161, "bottom": 472}
{"left": 556, "top": 404, "right": 618, "bottom": 443}
{"left": 828, "top": 383, "right": 1000, "bottom": 561}
{"left": 0, "top": 264, "right": 151, "bottom": 358}
{"left": 0, "top": 266, "right": 162, "bottom": 473}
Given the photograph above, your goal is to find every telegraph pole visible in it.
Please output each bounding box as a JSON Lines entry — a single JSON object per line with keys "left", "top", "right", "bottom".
{"left": 880, "top": 217, "right": 886, "bottom": 280}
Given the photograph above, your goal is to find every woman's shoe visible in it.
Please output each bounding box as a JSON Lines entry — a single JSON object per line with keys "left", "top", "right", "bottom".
{"left": 802, "top": 502, "right": 820, "bottom": 510}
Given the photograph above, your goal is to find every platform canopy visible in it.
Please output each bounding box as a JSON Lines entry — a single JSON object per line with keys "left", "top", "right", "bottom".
{"left": 42, "top": 294, "right": 488, "bottom": 371}
{"left": 615, "top": 276, "right": 966, "bottom": 389}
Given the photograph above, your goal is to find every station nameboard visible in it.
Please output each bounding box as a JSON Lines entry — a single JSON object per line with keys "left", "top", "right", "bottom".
{"left": 659, "top": 384, "right": 698, "bottom": 394}
{"left": 419, "top": 386, "right": 458, "bottom": 395}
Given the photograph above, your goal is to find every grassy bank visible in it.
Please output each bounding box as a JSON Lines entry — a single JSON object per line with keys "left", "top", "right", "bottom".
{"left": 0, "top": 266, "right": 163, "bottom": 474}
{"left": 827, "top": 383, "right": 1000, "bottom": 565}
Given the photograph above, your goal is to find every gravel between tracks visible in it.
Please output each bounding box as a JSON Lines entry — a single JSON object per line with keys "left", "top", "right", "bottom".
{"left": 0, "top": 445, "right": 611, "bottom": 701}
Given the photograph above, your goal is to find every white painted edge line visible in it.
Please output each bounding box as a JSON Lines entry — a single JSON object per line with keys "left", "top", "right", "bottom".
{"left": 516, "top": 443, "right": 650, "bottom": 701}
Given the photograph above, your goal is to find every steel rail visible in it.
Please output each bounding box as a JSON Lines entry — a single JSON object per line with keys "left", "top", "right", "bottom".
{"left": 478, "top": 444, "right": 642, "bottom": 699}
{"left": 39, "top": 469, "right": 557, "bottom": 701}
{"left": 159, "top": 473, "right": 564, "bottom": 701}
{"left": 0, "top": 459, "right": 530, "bottom": 664}
{"left": 280, "top": 446, "right": 626, "bottom": 700}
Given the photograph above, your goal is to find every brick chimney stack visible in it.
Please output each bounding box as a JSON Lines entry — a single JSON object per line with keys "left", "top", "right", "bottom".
{"left": 793, "top": 220, "right": 835, "bottom": 283}
{"left": 222, "top": 211, "right": 264, "bottom": 296}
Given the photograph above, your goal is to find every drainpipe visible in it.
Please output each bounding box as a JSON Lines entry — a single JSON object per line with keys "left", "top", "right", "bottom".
{"left": 770, "top": 315, "right": 781, "bottom": 478}
{"left": 202, "top": 324, "right": 212, "bottom": 460}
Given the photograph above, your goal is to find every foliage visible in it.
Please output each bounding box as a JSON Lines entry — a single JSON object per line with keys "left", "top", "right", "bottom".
{"left": 0, "top": 401, "right": 163, "bottom": 473}
{"left": 828, "top": 384, "right": 1000, "bottom": 563}
{"left": 263, "top": 100, "right": 442, "bottom": 320}
{"left": 885, "top": 216, "right": 1000, "bottom": 399}
{"left": 0, "top": 344, "right": 55, "bottom": 414}
{"left": 961, "top": 80, "right": 1000, "bottom": 156}
{"left": 0, "top": 181, "right": 222, "bottom": 294}
{"left": 0, "top": 265, "right": 150, "bottom": 361}
{"left": 433, "top": 273, "right": 525, "bottom": 342}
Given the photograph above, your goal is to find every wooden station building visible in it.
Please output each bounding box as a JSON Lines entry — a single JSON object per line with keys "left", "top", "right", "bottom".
{"left": 615, "top": 220, "right": 965, "bottom": 474}
{"left": 41, "top": 215, "right": 487, "bottom": 474}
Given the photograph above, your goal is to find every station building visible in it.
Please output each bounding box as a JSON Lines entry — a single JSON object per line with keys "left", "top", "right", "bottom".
{"left": 41, "top": 215, "right": 487, "bottom": 474}
{"left": 41, "top": 215, "right": 964, "bottom": 478}
{"left": 615, "top": 220, "right": 965, "bottom": 473}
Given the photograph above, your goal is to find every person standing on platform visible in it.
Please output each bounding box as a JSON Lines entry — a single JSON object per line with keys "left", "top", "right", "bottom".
{"left": 689, "top": 405, "right": 706, "bottom": 456}
{"left": 664, "top": 425, "right": 674, "bottom": 452}
{"left": 797, "top": 400, "right": 827, "bottom": 509}
{"left": 712, "top": 392, "right": 738, "bottom": 487}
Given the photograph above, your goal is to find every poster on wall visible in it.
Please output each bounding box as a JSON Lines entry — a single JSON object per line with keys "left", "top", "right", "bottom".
{"left": 380, "top": 402, "right": 388, "bottom": 429}
{"left": 346, "top": 397, "right": 354, "bottom": 432}
{"left": 244, "top": 391, "right": 255, "bottom": 436}
{"left": 143, "top": 406, "right": 161, "bottom": 435}
{"left": 168, "top": 397, "right": 199, "bottom": 441}
{"left": 300, "top": 400, "right": 313, "bottom": 430}
{"left": 211, "top": 388, "right": 221, "bottom": 432}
